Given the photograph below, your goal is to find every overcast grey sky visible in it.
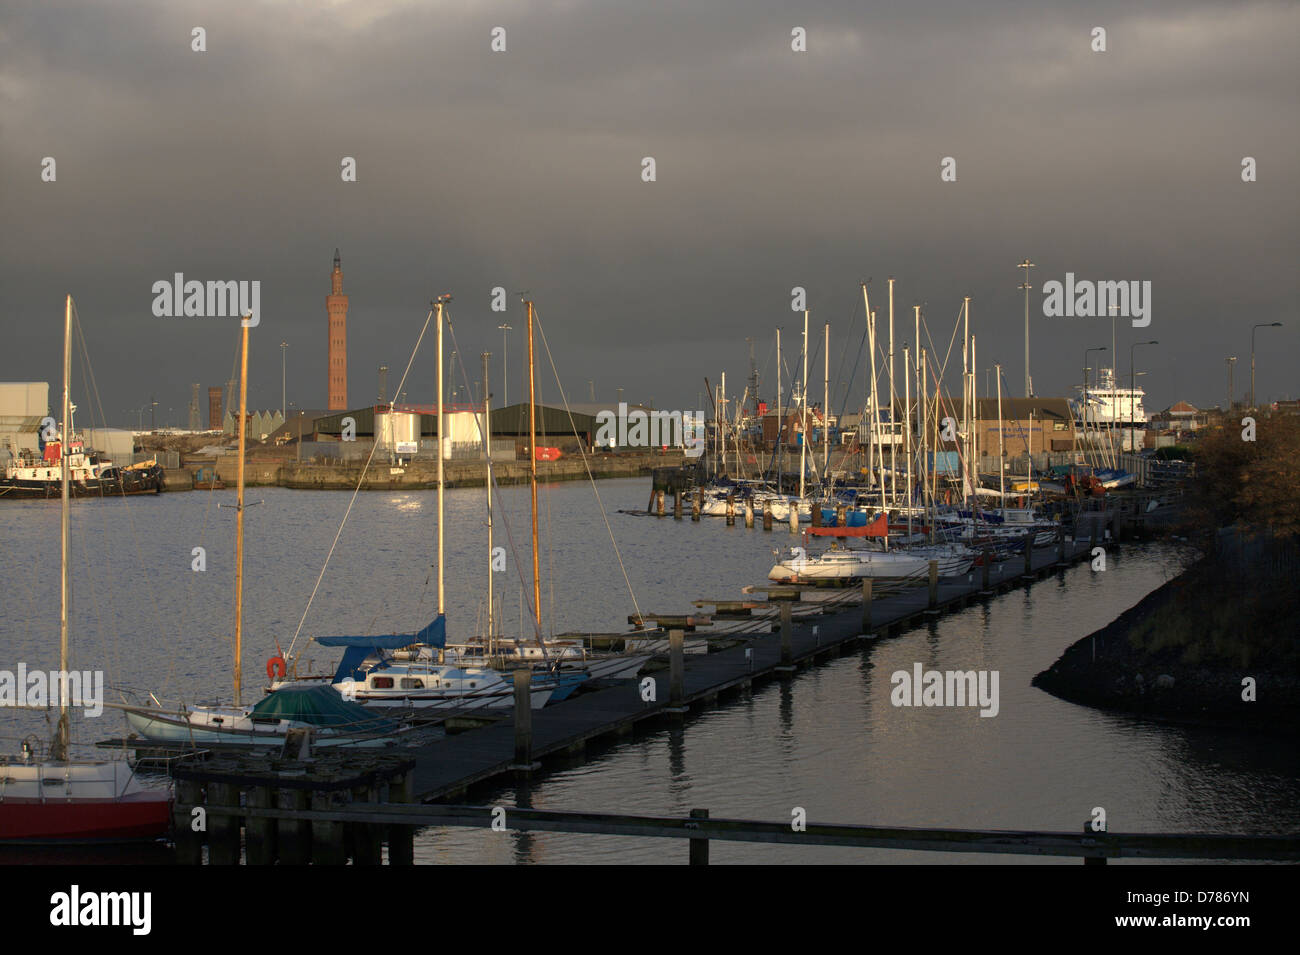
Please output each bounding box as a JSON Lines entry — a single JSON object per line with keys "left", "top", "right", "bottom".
{"left": 1, "top": 0, "right": 1296, "bottom": 426}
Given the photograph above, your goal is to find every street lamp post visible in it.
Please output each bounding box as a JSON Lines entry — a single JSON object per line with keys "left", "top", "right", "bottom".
{"left": 1018, "top": 259, "right": 1035, "bottom": 396}
{"left": 1250, "top": 322, "right": 1283, "bottom": 408}
{"left": 497, "top": 324, "right": 512, "bottom": 407}
{"left": 1226, "top": 357, "right": 1237, "bottom": 412}
{"left": 1130, "top": 340, "right": 1157, "bottom": 452}
{"left": 280, "top": 341, "right": 288, "bottom": 415}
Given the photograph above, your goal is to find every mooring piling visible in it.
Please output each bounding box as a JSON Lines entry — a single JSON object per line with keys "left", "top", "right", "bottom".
{"left": 513, "top": 669, "right": 538, "bottom": 770}
{"left": 861, "top": 578, "right": 873, "bottom": 633}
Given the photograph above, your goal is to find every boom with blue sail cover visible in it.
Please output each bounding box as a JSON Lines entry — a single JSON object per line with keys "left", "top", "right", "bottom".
{"left": 318, "top": 614, "right": 446, "bottom": 684}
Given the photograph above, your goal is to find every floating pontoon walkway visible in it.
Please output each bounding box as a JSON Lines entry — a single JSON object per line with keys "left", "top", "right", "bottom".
{"left": 408, "top": 537, "right": 1097, "bottom": 801}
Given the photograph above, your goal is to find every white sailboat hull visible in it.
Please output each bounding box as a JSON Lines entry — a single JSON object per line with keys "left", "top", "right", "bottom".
{"left": 122, "top": 703, "right": 395, "bottom": 748}
{"left": 769, "top": 548, "right": 929, "bottom": 582}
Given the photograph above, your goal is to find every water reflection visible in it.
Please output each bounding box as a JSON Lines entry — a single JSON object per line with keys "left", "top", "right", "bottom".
{"left": 1, "top": 481, "right": 1293, "bottom": 864}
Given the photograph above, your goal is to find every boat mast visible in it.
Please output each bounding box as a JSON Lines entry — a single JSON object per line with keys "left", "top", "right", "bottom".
{"left": 52, "top": 294, "right": 73, "bottom": 762}
{"left": 996, "top": 362, "right": 1005, "bottom": 502}
{"left": 823, "top": 321, "right": 829, "bottom": 481}
{"left": 720, "top": 372, "right": 727, "bottom": 479}
{"left": 775, "top": 328, "right": 782, "bottom": 491}
{"left": 233, "top": 315, "right": 250, "bottom": 705}
{"left": 965, "top": 297, "right": 974, "bottom": 506}
{"left": 526, "top": 300, "right": 541, "bottom": 636}
{"left": 859, "top": 284, "right": 873, "bottom": 504}
{"left": 1028, "top": 410, "right": 1035, "bottom": 497}
{"left": 482, "top": 350, "right": 493, "bottom": 656}
{"left": 904, "top": 343, "right": 912, "bottom": 538}
{"left": 971, "top": 334, "right": 978, "bottom": 495}
{"left": 870, "top": 310, "right": 883, "bottom": 515}
{"left": 436, "top": 299, "right": 446, "bottom": 647}
{"left": 798, "top": 309, "right": 808, "bottom": 503}
{"left": 913, "top": 304, "right": 921, "bottom": 527}
{"left": 888, "top": 278, "right": 896, "bottom": 511}
{"left": 919, "top": 346, "right": 930, "bottom": 542}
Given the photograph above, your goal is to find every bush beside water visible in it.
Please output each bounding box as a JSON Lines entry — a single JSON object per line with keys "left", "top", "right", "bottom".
{"left": 1034, "top": 414, "right": 1300, "bottom": 733}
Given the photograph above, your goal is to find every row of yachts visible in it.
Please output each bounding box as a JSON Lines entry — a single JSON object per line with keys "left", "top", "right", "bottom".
{"left": 689, "top": 480, "right": 1060, "bottom": 584}
{"left": 121, "top": 634, "right": 650, "bottom": 749}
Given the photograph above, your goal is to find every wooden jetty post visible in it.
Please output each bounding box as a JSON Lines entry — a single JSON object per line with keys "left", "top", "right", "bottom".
{"left": 861, "top": 578, "right": 873, "bottom": 633}
{"left": 744, "top": 500, "right": 754, "bottom": 527}
{"left": 778, "top": 600, "right": 794, "bottom": 671}
{"left": 788, "top": 506, "right": 799, "bottom": 533}
{"left": 348, "top": 781, "right": 382, "bottom": 865}
{"left": 927, "top": 560, "right": 939, "bottom": 612}
{"left": 1056, "top": 524, "right": 1067, "bottom": 566}
{"left": 689, "top": 808, "right": 710, "bottom": 865}
{"left": 513, "top": 669, "right": 539, "bottom": 770}
{"left": 277, "top": 787, "right": 310, "bottom": 865}
{"left": 691, "top": 489, "right": 701, "bottom": 521}
{"left": 310, "top": 790, "right": 348, "bottom": 865}
{"left": 668, "top": 629, "right": 687, "bottom": 714}
{"left": 673, "top": 490, "right": 682, "bottom": 520}
{"left": 206, "top": 781, "right": 240, "bottom": 865}
{"left": 725, "top": 492, "right": 735, "bottom": 526}
{"left": 1084, "top": 822, "right": 1107, "bottom": 866}
{"left": 171, "top": 753, "right": 415, "bottom": 866}
{"left": 387, "top": 770, "right": 415, "bottom": 865}
{"left": 656, "top": 490, "right": 666, "bottom": 516}
{"left": 763, "top": 500, "right": 773, "bottom": 531}
{"left": 1022, "top": 530, "right": 1034, "bottom": 578}
{"left": 981, "top": 547, "right": 992, "bottom": 594}
{"left": 811, "top": 502, "right": 822, "bottom": 527}
{"left": 173, "top": 778, "right": 203, "bottom": 865}
{"left": 244, "top": 783, "right": 276, "bottom": 865}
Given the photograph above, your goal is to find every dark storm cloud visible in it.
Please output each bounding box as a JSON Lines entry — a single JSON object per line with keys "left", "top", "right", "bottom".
{"left": 0, "top": 0, "right": 1295, "bottom": 423}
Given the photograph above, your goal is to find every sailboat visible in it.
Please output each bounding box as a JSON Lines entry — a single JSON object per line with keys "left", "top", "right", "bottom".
{"left": 434, "top": 332, "right": 647, "bottom": 692}
{"left": 457, "top": 299, "right": 646, "bottom": 693}
{"left": 120, "top": 317, "right": 406, "bottom": 744}
{"left": 271, "top": 299, "right": 553, "bottom": 710}
{"left": 1, "top": 296, "right": 171, "bottom": 842}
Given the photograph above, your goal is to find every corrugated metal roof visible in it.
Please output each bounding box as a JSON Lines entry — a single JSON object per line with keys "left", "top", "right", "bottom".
{"left": 969, "top": 397, "right": 1073, "bottom": 422}
{"left": 491, "top": 403, "right": 597, "bottom": 436}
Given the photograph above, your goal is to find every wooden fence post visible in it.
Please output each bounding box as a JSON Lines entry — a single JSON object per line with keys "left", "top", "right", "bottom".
{"left": 689, "top": 808, "right": 710, "bottom": 865}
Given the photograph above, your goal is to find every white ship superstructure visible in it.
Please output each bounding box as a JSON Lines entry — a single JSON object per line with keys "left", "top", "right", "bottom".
{"left": 1072, "top": 367, "right": 1147, "bottom": 452}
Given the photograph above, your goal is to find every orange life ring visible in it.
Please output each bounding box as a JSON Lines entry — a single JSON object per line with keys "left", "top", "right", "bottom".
{"left": 266, "top": 655, "right": 287, "bottom": 680}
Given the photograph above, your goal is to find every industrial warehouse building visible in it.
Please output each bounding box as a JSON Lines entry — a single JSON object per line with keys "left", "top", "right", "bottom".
{"left": 302, "top": 402, "right": 600, "bottom": 459}
{"left": 0, "top": 382, "right": 48, "bottom": 464}
{"left": 960, "top": 398, "right": 1077, "bottom": 457}
{"left": 0, "top": 382, "right": 141, "bottom": 468}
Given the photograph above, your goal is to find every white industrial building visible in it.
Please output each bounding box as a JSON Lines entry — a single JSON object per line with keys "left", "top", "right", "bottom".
{"left": 0, "top": 382, "right": 50, "bottom": 467}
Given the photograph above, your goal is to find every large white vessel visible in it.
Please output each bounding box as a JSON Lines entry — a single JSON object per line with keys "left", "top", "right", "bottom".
{"left": 1071, "top": 367, "right": 1147, "bottom": 452}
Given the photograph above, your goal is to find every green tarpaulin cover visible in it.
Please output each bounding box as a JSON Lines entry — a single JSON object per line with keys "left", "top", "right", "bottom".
{"left": 250, "top": 684, "right": 395, "bottom": 733}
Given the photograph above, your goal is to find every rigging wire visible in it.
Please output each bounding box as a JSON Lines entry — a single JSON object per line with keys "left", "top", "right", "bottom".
{"left": 284, "top": 306, "right": 435, "bottom": 665}
{"left": 444, "top": 320, "right": 546, "bottom": 644}
{"left": 530, "top": 305, "right": 645, "bottom": 625}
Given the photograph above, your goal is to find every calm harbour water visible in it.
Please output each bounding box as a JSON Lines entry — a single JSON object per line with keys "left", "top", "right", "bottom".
{"left": 1, "top": 477, "right": 1295, "bottom": 863}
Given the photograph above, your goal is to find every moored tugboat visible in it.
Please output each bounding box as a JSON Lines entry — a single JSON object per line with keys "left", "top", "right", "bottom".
{"left": 1, "top": 414, "right": 163, "bottom": 499}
